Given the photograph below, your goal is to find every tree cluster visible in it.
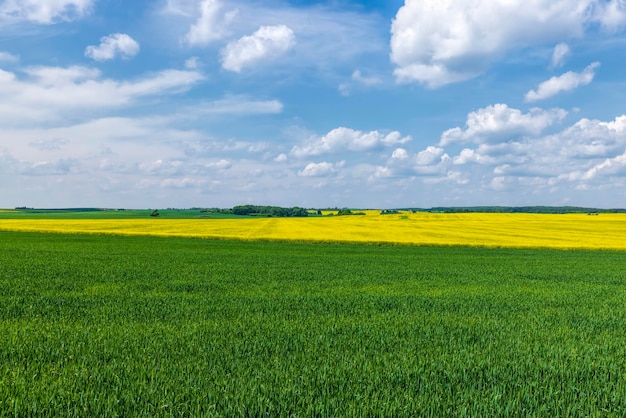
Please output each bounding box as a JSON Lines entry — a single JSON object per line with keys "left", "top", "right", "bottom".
{"left": 335, "top": 209, "right": 365, "bottom": 216}
{"left": 230, "top": 205, "right": 309, "bottom": 217}
{"left": 380, "top": 209, "right": 400, "bottom": 215}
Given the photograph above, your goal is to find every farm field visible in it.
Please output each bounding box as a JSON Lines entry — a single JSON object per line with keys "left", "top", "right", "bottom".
{"left": 1, "top": 211, "right": 626, "bottom": 249}
{"left": 1, "top": 231, "right": 626, "bottom": 416}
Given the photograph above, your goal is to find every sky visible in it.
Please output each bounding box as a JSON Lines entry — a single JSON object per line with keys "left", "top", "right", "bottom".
{"left": 1, "top": 0, "right": 626, "bottom": 209}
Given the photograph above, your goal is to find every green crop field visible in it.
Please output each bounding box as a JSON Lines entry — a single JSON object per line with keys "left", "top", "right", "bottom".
{"left": 1, "top": 231, "right": 626, "bottom": 416}
{"left": 0, "top": 209, "right": 244, "bottom": 220}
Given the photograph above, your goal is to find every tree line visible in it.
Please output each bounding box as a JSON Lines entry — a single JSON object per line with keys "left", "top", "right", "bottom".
{"left": 203, "top": 205, "right": 310, "bottom": 217}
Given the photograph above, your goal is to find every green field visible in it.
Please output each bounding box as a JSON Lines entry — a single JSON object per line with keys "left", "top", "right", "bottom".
{"left": 1, "top": 231, "right": 626, "bottom": 416}
{"left": 0, "top": 209, "right": 242, "bottom": 219}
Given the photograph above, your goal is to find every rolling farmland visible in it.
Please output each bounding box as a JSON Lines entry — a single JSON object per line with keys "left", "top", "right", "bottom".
{"left": 1, "top": 228, "right": 626, "bottom": 416}
{"left": 1, "top": 211, "right": 626, "bottom": 249}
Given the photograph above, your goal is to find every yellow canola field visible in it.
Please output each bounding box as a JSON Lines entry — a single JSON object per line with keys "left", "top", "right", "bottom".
{"left": 2, "top": 212, "right": 626, "bottom": 250}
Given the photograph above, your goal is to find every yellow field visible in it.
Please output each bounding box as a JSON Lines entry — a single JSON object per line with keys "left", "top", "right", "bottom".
{"left": 1, "top": 211, "right": 626, "bottom": 249}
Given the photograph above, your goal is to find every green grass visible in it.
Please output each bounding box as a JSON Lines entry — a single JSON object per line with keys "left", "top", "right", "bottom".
{"left": 0, "top": 209, "right": 243, "bottom": 219}
{"left": 1, "top": 232, "right": 626, "bottom": 416}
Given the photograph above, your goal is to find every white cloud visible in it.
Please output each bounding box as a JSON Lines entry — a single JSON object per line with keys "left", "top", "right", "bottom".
{"left": 221, "top": 25, "right": 296, "bottom": 73}
{"left": 163, "top": 0, "right": 384, "bottom": 74}
{"left": 298, "top": 161, "right": 338, "bottom": 177}
{"left": 184, "top": 0, "right": 238, "bottom": 46}
{"left": 423, "top": 170, "right": 469, "bottom": 185}
{"left": 416, "top": 146, "right": 445, "bottom": 165}
{"left": 0, "top": 65, "right": 204, "bottom": 125}
{"left": 441, "top": 113, "right": 626, "bottom": 194}
{"left": 352, "top": 70, "right": 382, "bottom": 86}
{"left": 158, "top": 177, "right": 208, "bottom": 189}
{"left": 525, "top": 62, "right": 600, "bottom": 102}
{"left": 340, "top": 70, "right": 383, "bottom": 95}
{"left": 558, "top": 115, "right": 626, "bottom": 159}
{"left": 453, "top": 148, "right": 497, "bottom": 165}
{"left": 338, "top": 82, "right": 350, "bottom": 96}
{"left": 551, "top": 43, "right": 570, "bottom": 68}
{"left": 371, "top": 166, "right": 392, "bottom": 179}
{"left": 581, "top": 151, "right": 626, "bottom": 180}
{"left": 390, "top": 0, "right": 626, "bottom": 87}
{"left": 440, "top": 104, "right": 567, "bottom": 146}
{"left": 24, "top": 65, "right": 101, "bottom": 85}
{"left": 193, "top": 96, "right": 282, "bottom": 115}
{"left": 29, "top": 137, "right": 69, "bottom": 151}
{"left": 0, "top": 51, "right": 18, "bottom": 62}
{"left": 184, "top": 56, "right": 200, "bottom": 69}
{"left": 391, "top": 148, "right": 408, "bottom": 160}
{"left": 139, "top": 159, "right": 233, "bottom": 176}
{"left": 0, "top": 0, "right": 94, "bottom": 23}
{"left": 595, "top": 0, "right": 626, "bottom": 31}
{"left": 382, "top": 145, "right": 450, "bottom": 178}
{"left": 207, "top": 159, "right": 232, "bottom": 170}
{"left": 4, "top": 109, "right": 626, "bottom": 208}
{"left": 291, "top": 127, "right": 412, "bottom": 158}
{"left": 85, "top": 34, "right": 140, "bottom": 61}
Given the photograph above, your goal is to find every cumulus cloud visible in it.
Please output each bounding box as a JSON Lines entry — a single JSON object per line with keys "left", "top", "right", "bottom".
{"left": 0, "top": 0, "right": 94, "bottom": 23}
{"left": 291, "top": 127, "right": 411, "bottom": 158}
{"left": 374, "top": 145, "right": 451, "bottom": 181}
{"left": 390, "top": 0, "right": 626, "bottom": 87}
{"left": 440, "top": 104, "right": 567, "bottom": 146}
{"left": 416, "top": 146, "right": 445, "bottom": 165}
{"left": 221, "top": 25, "right": 296, "bottom": 72}
{"left": 391, "top": 148, "right": 409, "bottom": 160}
{"left": 184, "top": 0, "right": 238, "bottom": 46}
{"left": 595, "top": 0, "right": 626, "bottom": 31}
{"left": 444, "top": 113, "right": 626, "bottom": 193}
{"left": 298, "top": 161, "right": 340, "bottom": 177}
{"left": 453, "top": 148, "right": 498, "bottom": 165}
{"left": 557, "top": 115, "right": 626, "bottom": 159}
{"left": 551, "top": 43, "right": 571, "bottom": 68}
{"left": 581, "top": 151, "right": 626, "bottom": 180}
{"left": 525, "top": 62, "right": 600, "bottom": 102}
{"left": 85, "top": 34, "right": 140, "bottom": 61}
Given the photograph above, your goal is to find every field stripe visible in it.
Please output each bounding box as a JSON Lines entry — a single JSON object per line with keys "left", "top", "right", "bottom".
{"left": 1, "top": 213, "right": 626, "bottom": 249}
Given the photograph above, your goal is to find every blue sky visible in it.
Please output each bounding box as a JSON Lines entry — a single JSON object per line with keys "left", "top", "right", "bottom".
{"left": 1, "top": 0, "right": 626, "bottom": 209}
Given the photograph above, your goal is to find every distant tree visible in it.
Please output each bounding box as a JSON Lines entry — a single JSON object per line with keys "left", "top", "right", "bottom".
{"left": 229, "top": 205, "right": 310, "bottom": 217}
{"left": 150, "top": 209, "right": 160, "bottom": 217}
{"left": 290, "top": 207, "right": 309, "bottom": 217}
